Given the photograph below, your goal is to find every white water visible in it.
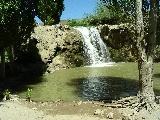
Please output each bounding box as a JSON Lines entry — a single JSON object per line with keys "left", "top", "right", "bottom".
{"left": 75, "top": 27, "right": 112, "bottom": 67}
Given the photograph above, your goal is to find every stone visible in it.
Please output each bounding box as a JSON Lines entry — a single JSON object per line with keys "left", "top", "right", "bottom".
{"left": 94, "top": 109, "right": 104, "bottom": 116}
{"left": 32, "top": 107, "right": 37, "bottom": 110}
{"left": 107, "top": 112, "right": 114, "bottom": 119}
{"left": 77, "top": 101, "right": 82, "bottom": 105}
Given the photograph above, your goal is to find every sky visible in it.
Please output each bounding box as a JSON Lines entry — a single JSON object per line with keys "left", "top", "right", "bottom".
{"left": 61, "top": 0, "right": 98, "bottom": 20}
{"left": 35, "top": 0, "right": 98, "bottom": 23}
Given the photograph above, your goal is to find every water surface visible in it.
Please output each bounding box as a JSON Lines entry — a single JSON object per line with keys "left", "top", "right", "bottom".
{"left": 17, "top": 63, "right": 160, "bottom": 102}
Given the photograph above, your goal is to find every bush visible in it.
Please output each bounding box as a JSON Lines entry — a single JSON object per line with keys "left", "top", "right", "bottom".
{"left": 67, "top": 19, "right": 89, "bottom": 27}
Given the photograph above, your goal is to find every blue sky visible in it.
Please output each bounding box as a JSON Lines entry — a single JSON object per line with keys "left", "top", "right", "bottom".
{"left": 35, "top": 0, "right": 98, "bottom": 23}
{"left": 61, "top": 0, "right": 98, "bottom": 20}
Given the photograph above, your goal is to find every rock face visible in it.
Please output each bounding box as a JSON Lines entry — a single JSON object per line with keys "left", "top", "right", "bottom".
{"left": 31, "top": 24, "right": 84, "bottom": 73}
{"left": 97, "top": 24, "right": 134, "bottom": 50}
{"left": 97, "top": 24, "right": 137, "bottom": 62}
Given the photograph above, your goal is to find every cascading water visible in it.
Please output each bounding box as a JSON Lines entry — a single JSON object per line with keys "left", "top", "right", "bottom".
{"left": 75, "top": 27, "right": 115, "bottom": 100}
{"left": 75, "top": 27, "right": 112, "bottom": 66}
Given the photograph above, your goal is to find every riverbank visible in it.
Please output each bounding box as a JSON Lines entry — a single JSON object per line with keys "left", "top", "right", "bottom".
{"left": 0, "top": 101, "right": 113, "bottom": 120}
{"left": 1, "top": 95, "right": 160, "bottom": 120}
{"left": 0, "top": 99, "right": 122, "bottom": 120}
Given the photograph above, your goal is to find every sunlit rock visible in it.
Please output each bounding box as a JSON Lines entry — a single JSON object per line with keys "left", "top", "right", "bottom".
{"left": 94, "top": 109, "right": 104, "bottom": 116}
{"left": 107, "top": 112, "right": 114, "bottom": 119}
{"left": 31, "top": 24, "right": 84, "bottom": 73}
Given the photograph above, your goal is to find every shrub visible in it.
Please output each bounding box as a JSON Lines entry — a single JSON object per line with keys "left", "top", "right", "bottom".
{"left": 26, "top": 88, "right": 32, "bottom": 102}
{"left": 67, "top": 19, "right": 89, "bottom": 27}
{"left": 3, "top": 89, "right": 10, "bottom": 100}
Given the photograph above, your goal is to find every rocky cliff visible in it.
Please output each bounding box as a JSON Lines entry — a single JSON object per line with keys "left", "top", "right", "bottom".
{"left": 31, "top": 24, "right": 85, "bottom": 73}
{"left": 97, "top": 24, "right": 137, "bottom": 62}
{"left": 97, "top": 24, "right": 133, "bottom": 49}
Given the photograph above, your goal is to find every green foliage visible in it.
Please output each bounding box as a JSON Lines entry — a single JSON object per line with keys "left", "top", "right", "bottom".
{"left": 67, "top": 19, "right": 90, "bottom": 27}
{"left": 84, "top": 3, "right": 119, "bottom": 25}
{"left": 56, "top": 51, "right": 62, "bottom": 56}
{"left": 67, "top": 1, "right": 134, "bottom": 27}
{"left": 45, "top": 16, "right": 55, "bottom": 25}
{"left": 5, "top": 51, "right": 9, "bottom": 62}
{"left": 3, "top": 89, "right": 10, "bottom": 100}
{"left": 0, "top": 51, "right": 9, "bottom": 62}
{"left": 86, "top": 1, "right": 134, "bottom": 25}
{"left": 0, "top": 0, "right": 19, "bottom": 48}
{"left": 37, "top": 0, "right": 65, "bottom": 25}
{"left": 0, "top": 0, "right": 37, "bottom": 78}
{"left": 26, "top": 88, "right": 32, "bottom": 102}
{"left": 0, "top": 0, "right": 37, "bottom": 49}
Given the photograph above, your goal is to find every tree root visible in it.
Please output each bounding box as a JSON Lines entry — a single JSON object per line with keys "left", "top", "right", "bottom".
{"left": 118, "top": 96, "right": 160, "bottom": 120}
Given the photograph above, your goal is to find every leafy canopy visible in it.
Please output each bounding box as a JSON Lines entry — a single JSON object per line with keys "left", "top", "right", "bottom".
{"left": 37, "top": 0, "right": 65, "bottom": 25}
{"left": 0, "top": 0, "right": 37, "bottom": 48}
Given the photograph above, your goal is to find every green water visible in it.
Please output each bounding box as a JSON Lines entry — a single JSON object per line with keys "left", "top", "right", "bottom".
{"left": 17, "top": 63, "right": 160, "bottom": 102}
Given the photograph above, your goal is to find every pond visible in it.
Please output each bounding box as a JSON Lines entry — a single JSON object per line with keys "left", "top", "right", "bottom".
{"left": 16, "top": 62, "right": 160, "bottom": 102}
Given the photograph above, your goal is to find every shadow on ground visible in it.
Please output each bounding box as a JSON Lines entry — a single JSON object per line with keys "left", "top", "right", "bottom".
{"left": 153, "top": 73, "right": 160, "bottom": 96}
{"left": 67, "top": 76, "right": 139, "bottom": 101}
{"left": 154, "top": 73, "right": 160, "bottom": 78}
{"left": 0, "top": 67, "right": 46, "bottom": 97}
{"left": 0, "top": 38, "right": 47, "bottom": 101}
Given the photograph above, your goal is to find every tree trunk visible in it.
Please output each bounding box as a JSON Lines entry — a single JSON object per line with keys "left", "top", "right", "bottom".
{"left": 136, "top": 0, "right": 158, "bottom": 103}
{"left": 0, "top": 47, "right": 5, "bottom": 80}
{"left": 138, "top": 58, "right": 155, "bottom": 102}
{"left": 8, "top": 45, "right": 15, "bottom": 74}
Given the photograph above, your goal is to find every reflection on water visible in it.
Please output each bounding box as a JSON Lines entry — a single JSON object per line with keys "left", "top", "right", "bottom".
{"left": 81, "top": 77, "right": 110, "bottom": 100}
{"left": 74, "top": 77, "right": 138, "bottom": 101}
{"left": 76, "top": 66, "right": 138, "bottom": 100}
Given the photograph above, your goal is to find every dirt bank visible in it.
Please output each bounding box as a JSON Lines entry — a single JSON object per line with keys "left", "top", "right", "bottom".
{"left": 1, "top": 95, "right": 160, "bottom": 120}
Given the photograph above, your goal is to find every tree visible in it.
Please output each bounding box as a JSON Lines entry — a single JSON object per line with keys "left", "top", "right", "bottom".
{"left": 100, "top": 0, "right": 151, "bottom": 24}
{"left": 0, "top": 0, "right": 19, "bottom": 79}
{"left": 37, "top": 0, "right": 65, "bottom": 25}
{"left": 101, "top": 0, "right": 158, "bottom": 103}
{"left": 0, "top": 0, "right": 37, "bottom": 79}
{"left": 101, "top": 1, "right": 159, "bottom": 118}
{"left": 135, "top": 0, "right": 158, "bottom": 104}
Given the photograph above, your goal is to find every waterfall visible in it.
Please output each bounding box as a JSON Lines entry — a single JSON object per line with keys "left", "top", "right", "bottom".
{"left": 75, "top": 27, "right": 112, "bottom": 66}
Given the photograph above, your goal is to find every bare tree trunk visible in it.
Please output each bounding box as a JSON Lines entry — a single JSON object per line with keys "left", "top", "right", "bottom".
{"left": 138, "top": 59, "right": 155, "bottom": 102}
{"left": 0, "top": 47, "right": 5, "bottom": 80}
{"left": 136, "top": 0, "right": 158, "bottom": 103}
